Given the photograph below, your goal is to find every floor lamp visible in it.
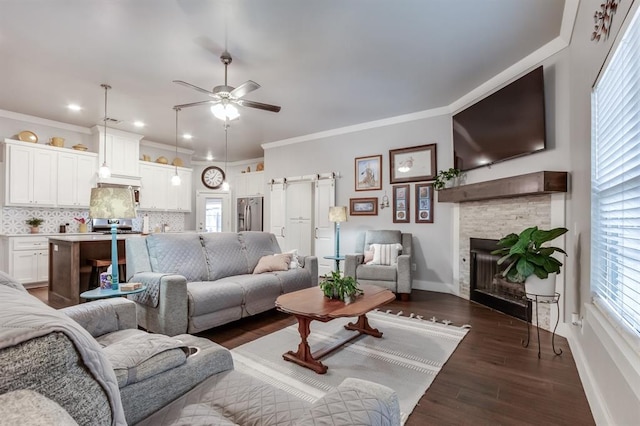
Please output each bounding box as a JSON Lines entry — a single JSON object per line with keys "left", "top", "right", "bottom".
{"left": 329, "top": 206, "right": 347, "bottom": 269}
{"left": 89, "top": 187, "right": 137, "bottom": 289}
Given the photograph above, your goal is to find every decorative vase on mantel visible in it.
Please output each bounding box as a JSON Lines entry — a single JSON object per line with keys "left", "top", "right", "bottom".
{"left": 29, "top": 226, "right": 39, "bottom": 234}
{"left": 524, "top": 273, "right": 557, "bottom": 299}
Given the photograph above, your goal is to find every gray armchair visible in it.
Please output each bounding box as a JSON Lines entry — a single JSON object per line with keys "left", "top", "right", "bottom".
{"left": 345, "top": 230, "right": 413, "bottom": 300}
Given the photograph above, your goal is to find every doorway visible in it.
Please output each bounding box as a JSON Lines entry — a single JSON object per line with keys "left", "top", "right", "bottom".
{"left": 195, "top": 190, "right": 232, "bottom": 232}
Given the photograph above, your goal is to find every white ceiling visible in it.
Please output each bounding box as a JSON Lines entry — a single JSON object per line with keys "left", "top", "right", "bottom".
{"left": 0, "top": 0, "right": 565, "bottom": 162}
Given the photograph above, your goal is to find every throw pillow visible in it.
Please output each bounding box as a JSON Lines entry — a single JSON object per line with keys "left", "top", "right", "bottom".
{"left": 285, "top": 249, "right": 300, "bottom": 269}
{"left": 369, "top": 243, "right": 403, "bottom": 265}
{"left": 253, "top": 253, "right": 292, "bottom": 274}
{"left": 363, "top": 250, "right": 374, "bottom": 264}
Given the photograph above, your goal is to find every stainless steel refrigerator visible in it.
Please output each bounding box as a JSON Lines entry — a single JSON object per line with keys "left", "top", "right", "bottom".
{"left": 237, "top": 197, "right": 263, "bottom": 231}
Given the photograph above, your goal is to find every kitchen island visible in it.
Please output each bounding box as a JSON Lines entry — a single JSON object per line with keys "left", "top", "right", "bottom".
{"left": 48, "top": 234, "right": 145, "bottom": 308}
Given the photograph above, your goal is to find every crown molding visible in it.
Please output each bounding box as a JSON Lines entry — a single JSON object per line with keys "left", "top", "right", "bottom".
{"left": 140, "top": 139, "right": 194, "bottom": 155}
{"left": 0, "top": 109, "right": 92, "bottom": 134}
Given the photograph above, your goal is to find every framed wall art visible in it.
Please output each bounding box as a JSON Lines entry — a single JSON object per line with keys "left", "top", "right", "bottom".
{"left": 350, "top": 197, "right": 378, "bottom": 216}
{"left": 355, "top": 155, "right": 382, "bottom": 191}
{"left": 415, "top": 183, "right": 434, "bottom": 223}
{"left": 392, "top": 184, "right": 410, "bottom": 223}
{"left": 389, "top": 143, "right": 437, "bottom": 184}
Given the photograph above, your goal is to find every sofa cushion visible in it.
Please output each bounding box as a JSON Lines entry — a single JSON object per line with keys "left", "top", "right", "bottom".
{"left": 219, "top": 274, "right": 283, "bottom": 316}
{"left": 274, "top": 268, "right": 315, "bottom": 294}
{"left": 253, "top": 253, "right": 292, "bottom": 274}
{"left": 146, "top": 234, "right": 209, "bottom": 281}
{"left": 136, "top": 370, "right": 311, "bottom": 426}
{"left": 0, "top": 270, "right": 27, "bottom": 293}
{"left": 201, "top": 232, "right": 250, "bottom": 280}
{"left": 97, "top": 330, "right": 188, "bottom": 388}
{"left": 240, "top": 231, "right": 282, "bottom": 271}
{"left": 356, "top": 264, "right": 398, "bottom": 281}
{"left": 187, "top": 281, "right": 245, "bottom": 316}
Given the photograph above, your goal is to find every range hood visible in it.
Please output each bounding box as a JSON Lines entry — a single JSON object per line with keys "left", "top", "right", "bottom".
{"left": 91, "top": 125, "right": 143, "bottom": 187}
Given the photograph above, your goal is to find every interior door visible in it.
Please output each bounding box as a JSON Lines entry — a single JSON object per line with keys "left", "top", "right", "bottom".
{"left": 269, "top": 182, "right": 286, "bottom": 248}
{"left": 285, "top": 182, "right": 313, "bottom": 255}
{"left": 314, "top": 179, "right": 336, "bottom": 276}
{"left": 195, "top": 190, "right": 231, "bottom": 232}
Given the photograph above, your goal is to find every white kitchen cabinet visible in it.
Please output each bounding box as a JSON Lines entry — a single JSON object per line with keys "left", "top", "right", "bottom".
{"left": 5, "top": 236, "right": 49, "bottom": 285}
{"left": 92, "top": 126, "right": 142, "bottom": 181}
{"left": 139, "top": 162, "right": 192, "bottom": 211}
{"left": 234, "top": 171, "right": 264, "bottom": 198}
{"left": 57, "top": 151, "right": 98, "bottom": 207}
{"left": 4, "top": 141, "right": 57, "bottom": 206}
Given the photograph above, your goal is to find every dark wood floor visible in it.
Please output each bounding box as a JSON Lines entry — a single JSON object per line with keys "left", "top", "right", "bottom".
{"left": 197, "top": 290, "right": 595, "bottom": 426}
{"left": 31, "top": 287, "right": 594, "bottom": 425}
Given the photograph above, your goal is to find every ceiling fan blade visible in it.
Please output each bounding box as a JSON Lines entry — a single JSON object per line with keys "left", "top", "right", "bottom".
{"left": 237, "top": 99, "right": 281, "bottom": 113}
{"left": 174, "top": 100, "right": 217, "bottom": 109}
{"left": 173, "top": 80, "right": 214, "bottom": 96}
{"left": 230, "top": 80, "right": 260, "bottom": 99}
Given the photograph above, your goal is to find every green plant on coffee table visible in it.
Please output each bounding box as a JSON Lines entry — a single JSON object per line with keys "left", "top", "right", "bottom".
{"left": 25, "top": 217, "right": 44, "bottom": 227}
{"left": 490, "top": 226, "right": 568, "bottom": 283}
{"left": 433, "top": 168, "right": 462, "bottom": 190}
{"left": 320, "top": 270, "right": 363, "bottom": 301}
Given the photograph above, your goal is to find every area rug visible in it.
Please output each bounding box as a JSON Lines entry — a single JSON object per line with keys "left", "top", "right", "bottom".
{"left": 231, "top": 310, "right": 470, "bottom": 424}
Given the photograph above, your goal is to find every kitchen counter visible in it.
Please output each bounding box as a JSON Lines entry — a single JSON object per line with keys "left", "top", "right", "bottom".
{"left": 48, "top": 234, "right": 145, "bottom": 308}
{"left": 0, "top": 232, "right": 102, "bottom": 237}
{"left": 48, "top": 234, "right": 145, "bottom": 242}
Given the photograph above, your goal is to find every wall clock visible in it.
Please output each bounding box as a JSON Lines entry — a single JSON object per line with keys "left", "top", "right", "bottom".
{"left": 201, "top": 166, "right": 225, "bottom": 189}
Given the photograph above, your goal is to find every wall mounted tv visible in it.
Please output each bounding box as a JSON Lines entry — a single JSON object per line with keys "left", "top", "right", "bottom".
{"left": 453, "top": 66, "right": 546, "bottom": 171}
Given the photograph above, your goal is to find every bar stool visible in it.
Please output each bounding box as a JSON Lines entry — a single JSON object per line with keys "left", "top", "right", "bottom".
{"left": 87, "top": 258, "right": 126, "bottom": 289}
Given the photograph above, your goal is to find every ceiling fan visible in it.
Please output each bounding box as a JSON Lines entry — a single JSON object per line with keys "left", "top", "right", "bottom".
{"left": 173, "top": 51, "right": 281, "bottom": 120}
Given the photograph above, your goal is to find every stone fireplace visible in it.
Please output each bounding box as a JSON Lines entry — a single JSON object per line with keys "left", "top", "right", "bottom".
{"left": 458, "top": 194, "right": 557, "bottom": 330}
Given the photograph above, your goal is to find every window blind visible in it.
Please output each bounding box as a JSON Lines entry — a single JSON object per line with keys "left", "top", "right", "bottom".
{"left": 592, "top": 5, "right": 640, "bottom": 336}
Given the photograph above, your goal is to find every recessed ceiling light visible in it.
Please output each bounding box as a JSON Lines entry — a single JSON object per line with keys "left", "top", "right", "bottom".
{"left": 133, "top": 121, "right": 145, "bottom": 128}
{"left": 67, "top": 104, "right": 82, "bottom": 111}
{"left": 183, "top": 133, "right": 192, "bottom": 140}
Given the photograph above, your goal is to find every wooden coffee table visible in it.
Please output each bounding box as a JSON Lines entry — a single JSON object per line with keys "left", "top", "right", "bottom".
{"left": 275, "top": 284, "right": 395, "bottom": 374}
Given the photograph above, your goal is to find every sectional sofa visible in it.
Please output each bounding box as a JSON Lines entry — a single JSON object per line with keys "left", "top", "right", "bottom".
{"left": 125, "top": 231, "right": 318, "bottom": 336}
{"left": 0, "top": 273, "right": 401, "bottom": 425}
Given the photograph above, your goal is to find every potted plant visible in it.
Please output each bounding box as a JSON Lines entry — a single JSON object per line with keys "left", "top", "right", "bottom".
{"left": 433, "top": 168, "right": 463, "bottom": 190}
{"left": 491, "top": 226, "right": 568, "bottom": 297}
{"left": 26, "top": 217, "right": 44, "bottom": 234}
{"left": 320, "top": 271, "right": 363, "bottom": 303}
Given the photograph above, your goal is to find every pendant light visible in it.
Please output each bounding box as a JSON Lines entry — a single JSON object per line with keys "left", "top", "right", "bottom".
{"left": 98, "top": 84, "right": 112, "bottom": 179}
{"left": 171, "top": 107, "right": 182, "bottom": 186}
{"left": 221, "top": 121, "right": 230, "bottom": 191}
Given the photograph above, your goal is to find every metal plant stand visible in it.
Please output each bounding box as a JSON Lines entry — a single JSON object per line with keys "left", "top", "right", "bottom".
{"left": 522, "top": 292, "right": 562, "bottom": 358}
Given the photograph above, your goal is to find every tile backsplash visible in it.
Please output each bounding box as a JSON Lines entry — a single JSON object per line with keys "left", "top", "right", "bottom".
{"left": 1, "top": 207, "right": 186, "bottom": 234}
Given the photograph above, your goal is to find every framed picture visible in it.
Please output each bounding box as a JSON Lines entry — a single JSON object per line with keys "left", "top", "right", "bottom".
{"left": 355, "top": 155, "right": 382, "bottom": 191}
{"left": 389, "top": 143, "right": 437, "bottom": 184}
{"left": 415, "top": 183, "right": 434, "bottom": 223}
{"left": 350, "top": 197, "right": 378, "bottom": 216}
{"left": 393, "top": 185, "right": 410, "bottom": 223}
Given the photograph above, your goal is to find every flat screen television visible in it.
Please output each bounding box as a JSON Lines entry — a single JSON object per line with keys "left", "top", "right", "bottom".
{"left": 453, "top": 66, "right": 546, "bottom": 171}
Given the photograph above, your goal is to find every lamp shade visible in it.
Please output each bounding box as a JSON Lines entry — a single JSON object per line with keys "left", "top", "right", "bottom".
{"left": 328, "top": 206, "right": 347, "bottom": 223}
{"left": 89, "top": 187, "right": 137, "bottom": 219}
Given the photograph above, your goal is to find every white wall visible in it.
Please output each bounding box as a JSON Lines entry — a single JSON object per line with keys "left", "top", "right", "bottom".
{"left": 264, "top": 115, "right": 455, "bottom": 291}
{"left": 562, "top": 0, "right": 640, "bottom": 424}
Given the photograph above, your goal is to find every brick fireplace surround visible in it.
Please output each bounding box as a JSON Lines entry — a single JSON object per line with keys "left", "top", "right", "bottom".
{"left": 455, "top": 193, "right": 566, "bottom": 332}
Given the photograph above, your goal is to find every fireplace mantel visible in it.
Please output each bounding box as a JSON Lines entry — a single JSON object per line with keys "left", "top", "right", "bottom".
{"left": 437, "top": 171, "right": 568, "bottom": 203}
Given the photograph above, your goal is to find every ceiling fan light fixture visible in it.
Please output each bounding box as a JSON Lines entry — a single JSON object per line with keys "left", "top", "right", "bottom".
{"left": 211, "top": 102, "right": 239, "bottom": 121}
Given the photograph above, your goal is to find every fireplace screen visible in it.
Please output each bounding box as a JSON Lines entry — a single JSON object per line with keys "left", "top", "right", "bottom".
{"left": 470, "top": 238, "right": 531, "bottom": 321}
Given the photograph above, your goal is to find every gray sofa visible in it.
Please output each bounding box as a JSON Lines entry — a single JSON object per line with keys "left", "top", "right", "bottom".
{"left": 0, "top": 275, "right": 401, "bottom": 426}
{"left": 126, "top": 232, "right": 318, "bottom": 336}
